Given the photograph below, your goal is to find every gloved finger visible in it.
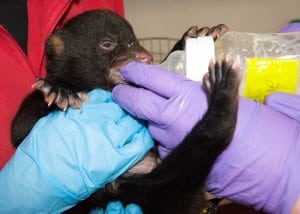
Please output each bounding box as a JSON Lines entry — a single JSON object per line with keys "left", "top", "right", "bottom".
{"left": 120, "top": 62, "right": 186, "bottom": 98}
{"left": 112, "top": 84, "right": 167, "bottom": 125}
{"left": 124, "top": 204, "right": 143, "bottom": 214}
{"left": 279, "top": 22, "right": 300, "bottom": 33}
{"left": 109, "top": 113, "right": 153, "bottom": 148}
{"left": 105, "top": 201, "right": 125, "bottom": 214}
{"left": 117, "top": 125, "right": 154, "bottom": 158}
{"left": 157, "top": 144, "right": 172, "bottom": 159}
{"left": 97, "top": 202, "right": 142, "bottom": 214}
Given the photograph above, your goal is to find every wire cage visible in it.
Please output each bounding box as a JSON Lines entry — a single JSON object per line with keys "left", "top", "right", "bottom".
{"left": 139, "top": 37, "right": 179, "bottom": 64}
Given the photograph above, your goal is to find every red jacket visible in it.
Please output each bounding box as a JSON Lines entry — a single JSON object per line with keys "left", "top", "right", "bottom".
{"left": 0, "top": 0, "right": 124, "bottom": 169}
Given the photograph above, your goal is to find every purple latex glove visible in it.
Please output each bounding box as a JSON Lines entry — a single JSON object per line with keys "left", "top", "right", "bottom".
{"left": 112, "top": 62, "right": 208, "bottom": 158}
{"left": 265, "top": 92, "right": 300, "bottom": 122}
{"left": 279, "top": 22, "right": 300, "bottom": 32}
{"left": 206, "top": 96, "right": 300, "bottom": 214}
{"left": 113, "top": 62, "right": 300, "bottom": 213}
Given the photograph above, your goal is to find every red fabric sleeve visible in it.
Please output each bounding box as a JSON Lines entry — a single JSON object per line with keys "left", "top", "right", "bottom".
{"left": 0, "top": 0, "right": 124, "bottom": 169}
{"left": 0, "top": 27, "right": 36, "bottom": 168}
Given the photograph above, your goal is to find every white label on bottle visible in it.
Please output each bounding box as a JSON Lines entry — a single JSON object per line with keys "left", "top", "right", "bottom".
{"left": 185, "top": 37, "right": 215, "bottom": 81}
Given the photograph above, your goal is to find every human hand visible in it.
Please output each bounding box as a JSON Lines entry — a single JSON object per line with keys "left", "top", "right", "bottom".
{"left": 206, "top": 95, "right": 300, "bottom": 213}
{"left": 112, "top": 62, "right": 208, "bottom": 158}
{"left": 0, "top": 89, "right": 153, "bottom": 213}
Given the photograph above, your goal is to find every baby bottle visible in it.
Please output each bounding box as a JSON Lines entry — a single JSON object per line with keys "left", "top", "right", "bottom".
{"left": 159, "top": 31, "right": 300, "bottom": 103}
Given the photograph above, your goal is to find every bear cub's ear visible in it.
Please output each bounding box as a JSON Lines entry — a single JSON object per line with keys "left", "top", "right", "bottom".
{"left": 46, "top": 31, "right": 66, "bottom": 59}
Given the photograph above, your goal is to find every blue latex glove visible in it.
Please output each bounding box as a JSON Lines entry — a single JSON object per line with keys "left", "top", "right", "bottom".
{"left": 112, "top": 62, "right": 208, "bottom": 158}
{"left": 112, "top": 62, "right": 300, "bottom": 213}
{"left": 0, "top": 89, "right": 153, "bottom": 213}
{"left": 91, "top": 201, "right": 142, "bottom": 214}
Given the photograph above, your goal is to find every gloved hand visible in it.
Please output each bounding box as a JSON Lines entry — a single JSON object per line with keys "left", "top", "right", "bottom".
{"left": 205, "top": 96, "right": 300, "bottom": 214}
{"left": 112, "top": 62, "right": 300, "bottom": 213}
{"left": 112, "top": 62, "right": 208, "bottom": 158}
{"left": 0, "top": 89, "right": 153, "bottom": 213}
{"left": 206, "top": 95, "right": 300, "bottom": 214}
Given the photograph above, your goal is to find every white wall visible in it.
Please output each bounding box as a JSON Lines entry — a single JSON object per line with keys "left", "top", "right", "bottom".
{"left": 124, "top": 0, "right": 300, "bottom": 39}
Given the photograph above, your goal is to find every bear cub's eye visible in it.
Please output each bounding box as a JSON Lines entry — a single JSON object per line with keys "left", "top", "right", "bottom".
{"left": 99, "top": 39, "right": 117, "bottom": 51}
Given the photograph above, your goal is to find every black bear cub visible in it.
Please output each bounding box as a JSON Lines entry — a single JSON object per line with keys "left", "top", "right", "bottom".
{"left": 11, "top": 10, "right": 241, "bottom": 214}
{"left": 11, "top": 10, "right": 152, "bottom": 147}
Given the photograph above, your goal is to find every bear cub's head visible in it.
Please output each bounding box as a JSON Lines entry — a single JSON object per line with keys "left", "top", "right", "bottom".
{"left": 45, "top": 10, "right": 152, "bottom": 92}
